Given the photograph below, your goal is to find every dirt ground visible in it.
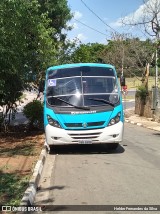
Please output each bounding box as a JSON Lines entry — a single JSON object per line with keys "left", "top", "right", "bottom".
{"left": 0, "top": 129, "right": 45, "bottom": 205}
{"left": 0, "top": 132, "right": 45, "bottom": 173}
{"left": 124, "top": 108, "right": 135, "bottom": 118}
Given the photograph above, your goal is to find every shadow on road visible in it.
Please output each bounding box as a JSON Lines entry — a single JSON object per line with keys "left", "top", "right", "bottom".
{"left": 152, "top": 132, "right": 160, "bottom": 136}
{"left": 49, "top": 144, "right": 125, "bottom": 155}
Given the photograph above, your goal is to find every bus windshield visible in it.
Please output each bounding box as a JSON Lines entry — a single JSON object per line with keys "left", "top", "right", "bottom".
{"left": 46, "top": 66, "right": 119, "bottom": 107}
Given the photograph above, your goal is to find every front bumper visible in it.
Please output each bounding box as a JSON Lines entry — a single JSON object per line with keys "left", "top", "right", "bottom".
{"left": 45, "top": 121, "right": 124, "bottom": 145}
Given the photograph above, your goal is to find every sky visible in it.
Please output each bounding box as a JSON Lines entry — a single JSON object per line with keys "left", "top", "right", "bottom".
{"left": 66, "top": 0, "right": 157, "bottom": 44}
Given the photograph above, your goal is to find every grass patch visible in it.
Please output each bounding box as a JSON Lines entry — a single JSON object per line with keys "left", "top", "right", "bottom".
{"left": 0, "top": 130, "right": 44, "bottom": 157}
{"left": 124, "top": 77, "right": 156, "bottom": 90}
{"left": 0, "top": 143, "right": 35, "bottom": 157}
{"left": 122, "top": 95, "right": 135, "bottom": 100}
{"left": 0, "top": 171, "right": 29, "bottom": 205}
{"left": 0, "top": 131, "right": 44, "bottom": 206}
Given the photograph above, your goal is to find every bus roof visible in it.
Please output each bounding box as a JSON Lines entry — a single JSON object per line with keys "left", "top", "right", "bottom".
{"left": 47, "top": 63, "right": 115, "bottom": 72}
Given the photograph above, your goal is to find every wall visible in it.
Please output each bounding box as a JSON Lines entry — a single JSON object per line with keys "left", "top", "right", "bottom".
{"left": 135, "top": 91, "right": 153, "bottom": 118}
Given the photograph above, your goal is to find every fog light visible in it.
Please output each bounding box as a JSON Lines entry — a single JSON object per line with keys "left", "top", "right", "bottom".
{"left": 51, "top": 137, "right": 61, "bottom": 140}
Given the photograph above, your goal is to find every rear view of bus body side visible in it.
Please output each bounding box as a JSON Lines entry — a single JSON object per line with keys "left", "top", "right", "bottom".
{"left": 44, "top": 63, "right": 124, "bottom": 150}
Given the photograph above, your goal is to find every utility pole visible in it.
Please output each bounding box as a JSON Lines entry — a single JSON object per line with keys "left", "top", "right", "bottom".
{"left": 122, "top": 46, "right": 124, "bottom": 76}
{"left": 155, "top": 48, "right": 158, "bottom": 93}
{"left": 155, "top": 32, "right": 159, "bottom": 108}
{"left": 151, "top": 14, "right": 160, "bottom": 109}
{"left": 120, "top": 38, "right": 126, "bottom": 92}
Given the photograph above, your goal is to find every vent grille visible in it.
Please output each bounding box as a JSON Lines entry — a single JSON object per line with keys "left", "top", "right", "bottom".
{"left": 64, "top": 121, "right": 105, "bottom": 128}
{"left": 68, "top": 132, "right": 102, "bottom": 142}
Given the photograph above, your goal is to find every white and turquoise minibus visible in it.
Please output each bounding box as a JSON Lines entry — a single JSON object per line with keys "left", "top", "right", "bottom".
{"left": 44, "top": 63, "right": 124, "bottom": 151}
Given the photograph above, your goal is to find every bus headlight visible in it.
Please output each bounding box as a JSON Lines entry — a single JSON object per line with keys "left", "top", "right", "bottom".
{"left": 108, "top": 112, "right": 121, "bottom": 126}
{"left": 47, "top": 115, "right": 62, "bottom": 128}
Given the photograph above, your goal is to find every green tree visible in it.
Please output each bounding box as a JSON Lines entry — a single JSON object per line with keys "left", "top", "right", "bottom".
{"left": 71, "top": 43, "right": 106, "bottom": 63}
{"left": 37, "top": 0, "right": 73, "bottom": 66}
{"left": 38, "top": 0, "right": 72, "bottom": 34}
{"left": 157, "top": 40, "right": 160, "bottom": 67}
{"left": 0, "top": 0, "right": 72, "bottom": 125}
{"left": 99, "top": 36, "right": 154, "bottom": 78}
{"left": 0, "top": 0, "right": 53, "bottom": 120}
{"left": 23, "top": 100, "right": 43, "bottom": 129}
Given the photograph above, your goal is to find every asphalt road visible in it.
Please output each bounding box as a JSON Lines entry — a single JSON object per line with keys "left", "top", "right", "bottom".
{"left": 123, "top": 99, "right": 135, "bottom": 110}
{"left": 122, "top": 89, "right": 135, "bottom": 110}
{"left": 34, "top": 123, "right": 160, "bottom": 214}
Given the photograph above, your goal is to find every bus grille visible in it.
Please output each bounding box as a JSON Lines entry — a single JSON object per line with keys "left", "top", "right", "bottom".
{"left": 68, "top": 132, "right": 102, "bottom": 142}
{"left": 64, "top": 121, "right": 105, "bottom": 128}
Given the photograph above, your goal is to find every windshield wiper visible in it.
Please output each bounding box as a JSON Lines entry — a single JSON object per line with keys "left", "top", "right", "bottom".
{"left": 87, "top": 98, "right": 115, "bottom": 107}
{"left": 48, "top": 96, "right": 90, "bottom": 110}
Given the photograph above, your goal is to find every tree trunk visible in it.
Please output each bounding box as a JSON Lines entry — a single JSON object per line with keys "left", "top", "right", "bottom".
{"left": 141, "top": 63, "right": 149, "bottom": 90}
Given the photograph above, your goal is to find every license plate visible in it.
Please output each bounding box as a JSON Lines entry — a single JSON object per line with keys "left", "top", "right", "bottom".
{"left": 78, "top": 140, "right": 92, "bottom": 144}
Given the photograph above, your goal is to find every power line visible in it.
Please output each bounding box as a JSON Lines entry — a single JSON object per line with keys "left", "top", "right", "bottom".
{"left": 74, "top": 18, "right": 108, "bottom": 37}
{"left": 81, "top": 0, "right": 119, "bottom": 33}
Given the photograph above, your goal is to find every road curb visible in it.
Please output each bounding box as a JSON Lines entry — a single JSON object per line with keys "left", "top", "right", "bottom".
{"left": 21, "top": 146, "right": 47, "bottom": 205}
{"left": 125, "top": 119, "right": 142, "bottom": 126}
{"left": 125, "top": 119, "right": 160, "bottom": 132}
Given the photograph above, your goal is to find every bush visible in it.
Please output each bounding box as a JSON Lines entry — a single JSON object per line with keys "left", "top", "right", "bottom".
{"left": 23, "top": 100, "right": 43, "bottom": 129}
{"left": 136, "top": 85, "right": 148, "bottom": 100}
